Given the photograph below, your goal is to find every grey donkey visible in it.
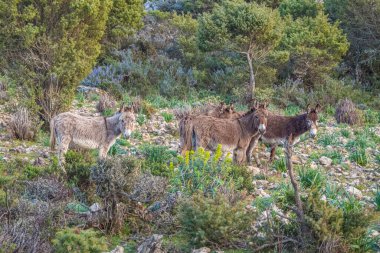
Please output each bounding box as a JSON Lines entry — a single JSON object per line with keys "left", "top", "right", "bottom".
{"left": 50, "top": 104, "right": 135, "bottom": 167}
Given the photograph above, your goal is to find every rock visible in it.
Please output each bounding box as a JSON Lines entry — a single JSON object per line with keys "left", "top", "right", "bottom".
{"left": 192, "top": 248, "right": 211, "bottom": 253}
{"left": 346, "top": 186, "right": 363, "bottom": 199}
{"left": 108, "top": 246, "right": 124, "bottom": 253}
{"left": 33, "top": 157, "right": 47, "bottom": 166}
{"left": 247, "top": 166, "right": 261, "bottom": 176}
{"left": 90, "top": 203, "right": 101, "bottom": 212}
{"left": 137, "top": 234, "right": 163, "bottom": 253}
{"left": 319, "top": 156, "right": 332, "bottom": 167}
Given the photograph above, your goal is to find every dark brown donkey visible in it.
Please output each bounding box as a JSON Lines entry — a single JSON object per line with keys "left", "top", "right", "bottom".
{"left": 247, "top": 104, "right": 321, "bottom": 166}
{"left": 178, "top": 102, "right": 238, "bottom": 153}
{"left": 181, "top": 104, "right": 268, "bottom": 164}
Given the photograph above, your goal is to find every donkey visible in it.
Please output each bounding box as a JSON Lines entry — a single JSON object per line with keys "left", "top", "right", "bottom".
{"left": 247, "top": 104, "right": 321, "bottom": 166}
{"left": 50, "top": 104, "right": 135, "bottom": 166}
{"left": 181, "top": 104, "right": 268, "bottom": 164}
{"left": 178, "top": 102, "right": 238, "bottom": 152}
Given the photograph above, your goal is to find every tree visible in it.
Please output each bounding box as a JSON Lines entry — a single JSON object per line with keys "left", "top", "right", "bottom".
{"left": 279, "top": 11, "right": 349, "bottom": 87}
{"left": 103, "top": 0, "right": 145, "bottom": 50}
{"left": 197, "top": 0, "right": 284, "bottom": 97}
{"left": 0, "top": 0, "right": 112, "bottom": 123}
{"left": 279, "top": 0, "right": 319, "bottom": 19}
{"left": 325, "top": 0, "right": 380, "bottom": 88}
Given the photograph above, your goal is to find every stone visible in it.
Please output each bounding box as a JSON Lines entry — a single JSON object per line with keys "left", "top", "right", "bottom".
{"left": 192, "top": 248, "right": 211, "bottom": 253}
{"left": 247, "top": 166, "right": 261, "bottom": 176}
{"left": 90, "top": 203, "right": 101, "bottom": 212}
{"left": 137, "top": 234, "right": 163, "bottom": 253}
{"left": 319, "top": 156, "right": 332, "bottom": 167}
{"left": 108, "top": 246, "right": 124, "bottom": 253}
{"left": 346, "top": 186, "right": 363, "bottom": 199}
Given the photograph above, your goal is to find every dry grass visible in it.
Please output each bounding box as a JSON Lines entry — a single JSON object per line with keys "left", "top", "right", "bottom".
{"left": 96, "top": 93, "right": 116, "bottom": 113}
{"left": 8, "top": 107, "right": 39, "bottom": 140}
{"left": 335, "top": 98, "right": 362, "bottom": 125}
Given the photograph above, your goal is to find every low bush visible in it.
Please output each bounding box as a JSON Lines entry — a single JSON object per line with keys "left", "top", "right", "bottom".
{"left": 178, "top": 192, "right": 256, "bottom": 248}
{"left": 65, "top": 150, "right": 96, "bottom": 187}
{"left": 171, "top": 146, "right": 254, "bottom": 196}
{"left": 8, "top": 107, "right": 40, "bottom": 140}
{"left": 335, "top": 98, "right": 362, "bottom": 125}
{"left": 90, "top": 157, "right": 141, "bottom": 233}
{"left": 140, "top": 144, "right": 177, "bottom": 177}
{"left": 52, "top": 228, "right": 108, "bottom": 253}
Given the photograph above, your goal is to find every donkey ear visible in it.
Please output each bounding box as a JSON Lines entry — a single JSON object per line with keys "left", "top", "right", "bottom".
{"left": 315, "top": 103, "right": 321, "bottom": 113}
{"left": 125, "top": 106, "right": 133, "bottom": 112}
{"left": 306, "top": 104, "right": 311, "bottom": 114}
{"left": 119, "top": 103, "right": 126, "bottom": 113}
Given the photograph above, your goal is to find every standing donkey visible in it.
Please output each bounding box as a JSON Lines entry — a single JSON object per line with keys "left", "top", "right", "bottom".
{"left": 50, "top": 104, "right": 135, "bottom": 166}
{"left": 247, "top": 104, "right": 321, "bottom": 166}
{"left": 181, "top": 103, "right": 268, "bottom": 164}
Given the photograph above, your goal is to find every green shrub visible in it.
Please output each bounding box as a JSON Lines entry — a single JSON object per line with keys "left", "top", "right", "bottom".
{"left": 171, "top": 146, "right": 254, "bottom": 196}
{"left": 65, "top": 150, "right": 96, "bottom": 187}
{"left": 52, "top": 228, "right": 108, "bottom": 253}
{"left": 284, "top": 104, "right": 301, "bottom": 116}
{"left": 161, "top": 112, "right": 174, "bottom": 122}
{"left": 140, "top": 144, "right": 177, "bottom": 176}
{"left": 298, "top": 167, "right": 326, "bottom": 190}
{"left": 364, "top": 109, "right": 379, "bottom": 125}
{"left": 102, "top": 108, "right": 114, "bottom": 117}
{"left": 349, "top": 149, "right": 368, "bottom": 166}
{"left": 178, "top": 192, "right": 256, "bottom": 248}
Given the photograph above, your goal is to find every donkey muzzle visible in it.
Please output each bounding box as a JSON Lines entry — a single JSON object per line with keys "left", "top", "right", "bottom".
{"left": 124, "top": 129, "right": 132, "bottom": 138}
{"left": 309, "top": 128, "right": 317, "bottom": 138}
{"left": 258, "top": 124, "right": 266, "bottom": 134}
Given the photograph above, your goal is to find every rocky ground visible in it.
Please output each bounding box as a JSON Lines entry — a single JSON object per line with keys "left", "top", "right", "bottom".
{"left": 0, "top": 89, "right": 379, "bottom": 208}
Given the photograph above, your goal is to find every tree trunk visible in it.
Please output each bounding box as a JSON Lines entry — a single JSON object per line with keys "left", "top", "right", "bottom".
{"left": 246, "top": 53, "right": 256, "bottom": 99}
{"left": 284, "top": 135, "right": 306, "bottom": 232}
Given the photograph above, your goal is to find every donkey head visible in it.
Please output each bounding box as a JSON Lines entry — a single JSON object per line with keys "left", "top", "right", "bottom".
{"left": 252, "top": 102, "right": 268, "bottom": 134}
{"left": 118, "top": 104, "right": 135, "bottom": 138}
{"left": 306, "top": 104, "right": 321, "bottom": 138}
{"left": 218, "top": 103, "right": 236, "bottom": 119}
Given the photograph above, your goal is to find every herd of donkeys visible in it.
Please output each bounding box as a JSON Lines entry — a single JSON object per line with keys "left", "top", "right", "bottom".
{"left": 49, "top": 101, "right": 321, "bottom": 168}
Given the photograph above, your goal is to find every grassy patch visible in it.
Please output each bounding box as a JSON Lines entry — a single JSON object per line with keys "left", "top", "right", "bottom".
{"left": 349, "top": 149, "right": 368, "bottom": 166}
{"left": 321, "top": 150, "right": 343, "bottom": 165}
{"left": 161, "top": 112, "right": 174, "bottom": 123}
{"left": 318, "top": 132, "right": 339, "bottom": 146}
{"left": 136, "top": 114, "right": 146, "bottom": 126}
{"left": 298, "top": 166, "right": 326, "bottom": 190}
{"left": 340, "top": 128, "right": 350, "bottom": 138}
{"left": 272, "top": 157, "right": 286, "bottom": 173}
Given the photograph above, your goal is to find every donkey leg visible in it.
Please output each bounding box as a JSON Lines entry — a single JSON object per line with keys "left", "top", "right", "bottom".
{"left": 269, "top": 145, "right": 277, "bottom": 163}
{"left": 248, "top": 137, "right": 260, "bottom": 166}
{"left": 99, "top": 146, "right": 109, "bottom": 159}
{"left": 57, "top": 137, "right": 70, "bottom": 172}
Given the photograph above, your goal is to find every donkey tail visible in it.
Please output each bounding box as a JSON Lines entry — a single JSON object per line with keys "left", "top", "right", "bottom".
{"left": 50, "top": 117, "right": 56, "bottom": 151}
